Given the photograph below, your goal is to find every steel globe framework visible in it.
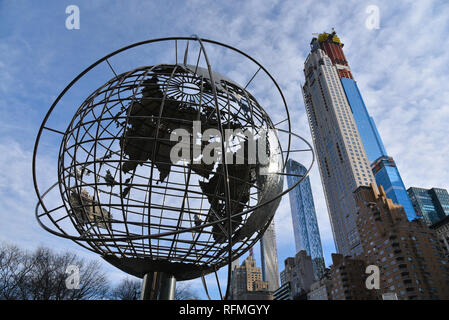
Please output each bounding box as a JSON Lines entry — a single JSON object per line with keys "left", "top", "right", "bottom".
{"left": 33, "top": 37, "right": 314, "bottom": 299}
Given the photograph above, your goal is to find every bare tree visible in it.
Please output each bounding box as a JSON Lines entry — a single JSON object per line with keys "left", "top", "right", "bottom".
{"left": 110, "top": 277, "right": 140, "bottom": 300}
{"left": 1, "top": 242, "right": 200, "bottom": 300}
{"left": 0, "top": 243, "right": 34, "bottom": 300}
{"left": 25, "top": 247, "right": 109, "bottom": 300}
{"left": 175, "top": 282, "right": 199, "bottom": 300}
{"left": 0, "top": 243, "right": 109, "bottom": 300}
{"left": 110, "top": 278, "right": 199, "bottom": 300}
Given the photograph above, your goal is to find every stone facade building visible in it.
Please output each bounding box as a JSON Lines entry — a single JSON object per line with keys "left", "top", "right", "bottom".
{"left": 280, "top": 250, "right": 315, "bottom": 299}
{"left": 307, "top": 269, "right": 333, "bottom": 300}
{"left": 328, "top": 253, "right": 375, "bottom": 300}
{"left": 354, "top": 183, "right": 449, "bottom": 300}
{"left": 230, "top": 255, "right": 272, "bottom": 300}
{"left": 430, "top": 215, "right": 449, "bottom": 260}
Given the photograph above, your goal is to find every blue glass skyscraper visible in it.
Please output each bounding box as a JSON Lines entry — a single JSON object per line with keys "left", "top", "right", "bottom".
{"left": 339, "top": 60, "right": 417, "bottom": 221}
{"left": 286, "top": 159, "right": 325, "bottom": 280}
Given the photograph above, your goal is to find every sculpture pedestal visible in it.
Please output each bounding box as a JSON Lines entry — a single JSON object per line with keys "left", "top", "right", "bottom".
{"left": 140, "top": 272, "right": 176, "bottom": 300}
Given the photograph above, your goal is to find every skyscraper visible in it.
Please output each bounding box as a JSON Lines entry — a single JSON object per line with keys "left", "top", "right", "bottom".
{"left": 260, "top": 220, "right": 280, "bottom": 291}
{"left": 286, "top": 159, "right": 325, "bottom": 280}
{"left": 408, "top": 187, "right": 449, "bottom": 225}
{"left": 302, "top": 33, "right": 376, "bottom": 256}
{"left": 311, "top": 30, "right": 416, "bottom": 221}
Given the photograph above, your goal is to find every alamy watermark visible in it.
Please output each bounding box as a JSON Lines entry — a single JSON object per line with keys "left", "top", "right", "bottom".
{"left": 65, "top": 5, "right": 80, "bottom": 30}
{"left": 169, "top": 122, "right": 278, "bottom": 171}
{"left": 365, "top": 5, "right": 380, "bottom": 30}
{"left": 365, "top": 264, "right": 380, "bottom": 290}
{"left": 65, "top": 264, "right": 80, "bottom": 290}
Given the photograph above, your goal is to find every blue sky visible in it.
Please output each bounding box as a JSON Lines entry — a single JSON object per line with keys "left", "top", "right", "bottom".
{"left": 1, "top": 0, "right": 449, "bottom": 299}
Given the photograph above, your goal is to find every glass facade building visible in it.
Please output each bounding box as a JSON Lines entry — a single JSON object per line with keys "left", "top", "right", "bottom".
{"left": 340, "top": 77, "right": 417, "bottom": 221}
{"left": 286, "top": 159, "right": 325, "bottom": 280}
{"left": 340, "top": 78, "right": 388, "bottom": 161}
{"left": 260, "top": 221, "right": 280, "bottom": 291}
{"left": 371, "top": 156, "right": 416, "bottom": 220}
{"left": 408, "top": 187, "right": 449, "bottom": 225}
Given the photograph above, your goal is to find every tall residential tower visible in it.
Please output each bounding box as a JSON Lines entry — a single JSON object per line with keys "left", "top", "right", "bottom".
{"left": 286, "top": 159, "right": 325, "bottom": 280}
{"left": 302, "top": 30, "right": 416, "bottom": 256}
{"left": 310, "top": 30, "right": 416, "bottom": 221}
{"left": 302, "top": 33, "right": 376, "bottom": 256}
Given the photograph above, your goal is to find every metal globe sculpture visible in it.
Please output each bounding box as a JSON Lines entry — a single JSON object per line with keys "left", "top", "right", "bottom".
{"left": 33, "top": 37, "right": 314, "bottom": 299}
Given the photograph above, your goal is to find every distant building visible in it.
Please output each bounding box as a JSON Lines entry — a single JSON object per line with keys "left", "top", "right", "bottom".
{"left": 69, "top": 188, "right": 112, "bottom": 229}
{"left": 228, "top": 257, "right": 240, "bottom": 299}
{"left": 280, "top": 270, "right": 287, "bottom": 286}
{"left": 430, "top": 215, "right": 449, "bottom": 260}
{"left": 307, "top": 269, "right": 333, "bottom": 300}
{"left": 273, "top": 282, "right": 292, "bottom": 300}
{"left": 328, "top": 253, "right": 375, "bottom": 300}
{"left": 286, "top": 159, "right": 325, "bottom": 280}
{"left": 408, "top": 187, "right": 449, "bottom": 225}
{"left": 230, "top": 255, "right": 272, "bottom": 300}
{"left": 280, "top": 250, "right": 315, "bottom": 299}
{"left": 260, "top": 220, "right": 280, "bottom": 291}
{"left": 355, "top": 183, "right": 449, "bottom": 300}
{"left": 238, "top": 291, "right": 273, "bottom": 300}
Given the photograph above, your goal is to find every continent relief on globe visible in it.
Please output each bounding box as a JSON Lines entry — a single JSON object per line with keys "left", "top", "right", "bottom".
{"left": 118, "top": 69, "right": 257, "bottom": 242}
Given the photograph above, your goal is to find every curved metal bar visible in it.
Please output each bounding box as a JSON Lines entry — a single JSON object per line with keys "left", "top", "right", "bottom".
{"left": 201, "top": 274, "right": 212, "bottom": 300}
{"left": 191, "top": 35, "right": 234, "bottom": 301}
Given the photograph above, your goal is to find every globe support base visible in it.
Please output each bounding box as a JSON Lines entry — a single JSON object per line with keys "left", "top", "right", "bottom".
{"left": 140, "top": 272, "right": 176, "bottom": 300}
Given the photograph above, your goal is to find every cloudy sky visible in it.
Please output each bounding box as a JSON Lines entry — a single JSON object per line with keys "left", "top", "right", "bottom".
{"left": 1, "top": 0, "right": 448, "bottom": 299}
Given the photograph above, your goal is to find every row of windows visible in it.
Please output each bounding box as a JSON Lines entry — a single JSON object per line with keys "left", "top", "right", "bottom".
{"left": 305, "top": 56, "right": 373, "bottom": 252}
{"left": 321, "top": 66, "right": 372, "bottom": 186}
